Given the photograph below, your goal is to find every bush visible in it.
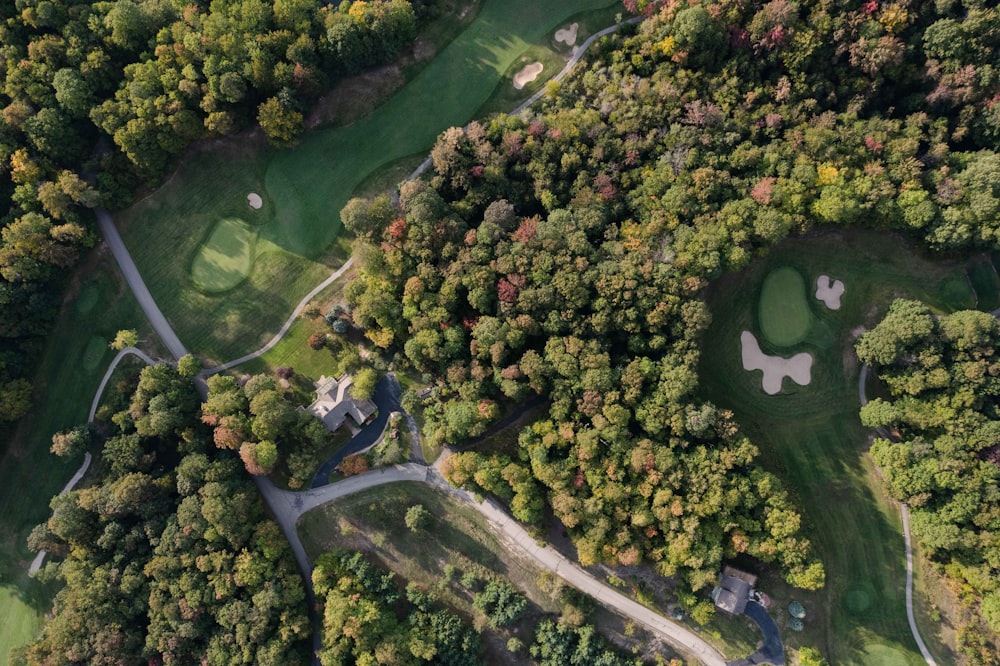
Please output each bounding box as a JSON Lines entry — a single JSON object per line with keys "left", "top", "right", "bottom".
{"left": 405, "top": 504, "right": 431, "bottom": 532}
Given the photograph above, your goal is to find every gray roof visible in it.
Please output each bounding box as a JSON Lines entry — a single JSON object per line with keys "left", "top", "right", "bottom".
{"left": 306, "top": 374, "right": 377, "bottom": 431}
{"left": 712, "top": 574, "right": 751, "bottom": 615}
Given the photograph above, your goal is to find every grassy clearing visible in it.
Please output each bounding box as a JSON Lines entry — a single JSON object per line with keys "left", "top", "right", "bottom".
{"left": 758, "top": 266, "right": 814, "bottom": 347}
{"left": 0, "top": 251, "right": 155, "bottom": 663}
{"left": 698, "top": 227, "right": 972, "bottom": 664}
{"left": 190, "top": 217, "right": 256, "bottom": 293}
{"left": 116, "top": 0, "right": 617, "bottom": 364}
{"left": 298, "top": 481, "right": 682, "bottom": 663}
{"left": 298, "top": 482, "right": 559, "bottom": 663}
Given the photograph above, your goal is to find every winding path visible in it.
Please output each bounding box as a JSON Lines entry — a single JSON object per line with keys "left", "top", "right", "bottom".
{"left": 858, "top": 363, "right": 937, "bottom": 666}
{"left": 96, "top": 210, "right": 189, "bottom": 360}
{"left": 27, "top": 452, "right": 93, "bottom": 575}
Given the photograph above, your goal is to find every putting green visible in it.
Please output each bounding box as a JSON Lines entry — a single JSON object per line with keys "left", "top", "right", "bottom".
{"left": 758, "top": 266, "right": 814, "bottom": 347}
{"left": 191, "top": 217, "right": 256, "bottom": 293}
{"left": 81, "top": 335, "right": 107, "bottom": 371}
{"left": 74, "top": 283, "right": 100, "bottom": 315}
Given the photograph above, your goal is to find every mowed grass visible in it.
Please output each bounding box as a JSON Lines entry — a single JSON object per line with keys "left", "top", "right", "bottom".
{"left": 116, "top": 0, "right": 618, "bottom": 364}
{"left": 967, "top": 253, "right": 1000, "bottom": 311}
{"left": 0, "top": 252, "right": 155, "bottom": 663}
{"left": 190, "top": 217, "right": 256, "bottom": 293}
{"left": 698, "top": 227, "right": 970, "bottom": 664}
{"left": 474, "top": 4, "right": 624, "bottom": 118}
{"left": 758, "top": 266, "right": 814, "bottom": 347}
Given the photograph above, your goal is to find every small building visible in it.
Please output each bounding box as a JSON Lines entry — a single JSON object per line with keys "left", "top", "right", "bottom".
{"left": 712, "top": 576, "right": 751, "bottom": 615}
{"left": 306, "top": 374, "right": 377, "bottom": 432}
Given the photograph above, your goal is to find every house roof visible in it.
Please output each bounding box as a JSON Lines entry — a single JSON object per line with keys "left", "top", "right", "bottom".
{"left": 712, "top": 574, "right": 751, "bottom": 615}
{"left": 306, "top": 374, "right": 377, "bottom": 431}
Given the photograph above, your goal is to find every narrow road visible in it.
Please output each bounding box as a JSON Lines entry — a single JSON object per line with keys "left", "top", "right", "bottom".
{"left": 88, "top": 346, "right": 157, "bottom": 422}
{"left": 902, "top": 504, "right": 938, "bottom": 666}
{"left": 96, "top": 209, "right": 189, "bottom": 360}
{"left": 858, "top": 362, "right": 937, "bottom": 666}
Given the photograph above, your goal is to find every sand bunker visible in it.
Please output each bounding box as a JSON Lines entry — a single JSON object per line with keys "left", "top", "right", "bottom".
{"left": 741, "top": 331, "right": 813, "bottom": 395}
{"left": 513, "top": 62, "right": 543, "bottom": 90}
{"left": 815, "top": 275, "right": 845, "bottom": 310}
{"left": 555, "top": 22, "right": 579, "bottom": 46}
{"left": 247, "top": 192, "right": 263, "bottom": 210}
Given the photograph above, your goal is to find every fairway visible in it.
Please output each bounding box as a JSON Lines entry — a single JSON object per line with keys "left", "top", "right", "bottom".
{"left": 698, "top": 227, "right": 971, "bottom": 664}
{"left": 758, "top": 266, "right": 813, "bottom": 347}
{"left": 191, "top": 217, "right": 256, "bottom": 292}
{"left": 0, "top": 584, "right": 41, "bottom": 664}
{"left": 116, "top": 0, "right": 619, "bottom": 362}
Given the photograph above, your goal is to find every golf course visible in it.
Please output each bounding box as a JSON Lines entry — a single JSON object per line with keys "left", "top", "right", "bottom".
{"left": 115, "top": 0, "right": 620, "bottom": 363}
{"left": 699, "top": 227, "right": 979, "bottom": 664}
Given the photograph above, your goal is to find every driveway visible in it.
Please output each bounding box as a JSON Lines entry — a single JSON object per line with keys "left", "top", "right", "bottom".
{"left": 309, "top": 373, "right": 403, "bottom": 488}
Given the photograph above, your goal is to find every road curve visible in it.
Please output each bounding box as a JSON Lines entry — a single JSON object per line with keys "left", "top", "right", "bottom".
{"left": 859, "top": 363, "right": 937, "bottom": 666}
{"left": 95, "top": 209, "right": 189, "bottom": 360}
{"left": 204, "top": 257, "right": 355, "bottom": 375}
{"left": 88, "top": 346, "right": 157, "bottom": 422}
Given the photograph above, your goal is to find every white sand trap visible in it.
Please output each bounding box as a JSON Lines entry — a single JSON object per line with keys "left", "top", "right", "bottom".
{"left": 247, "top": 192, "right": 263, "bottom": 210}
{"left": 513, "top": 62, "right": 544, "bottom": 90}
{"left": 815, "top": 275, "right": 845, "bottom": 310}
{"left": 555, "top": 22, "right": 580, "bottom": 46}
{"left": 741, "top": 331, "right": 813, "bottom": 395}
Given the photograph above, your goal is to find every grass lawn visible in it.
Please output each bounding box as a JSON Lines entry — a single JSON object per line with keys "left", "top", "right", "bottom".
{"left": 474, "top": 4, "right": 625, "bottom": 118}
{"left": 0, "top": 251, "right": 155, "bottom": 663}
{"left": 697, "top": 227, "right": 971, "bottom": 664}
{"left": 115, "top": 0, "right": 619, "bottom": 364}
{"left": 298, "top": 482, "right": 560, "bottom": 663}
{"left": 758, "top": 266, "right": 814, "bottom": 347}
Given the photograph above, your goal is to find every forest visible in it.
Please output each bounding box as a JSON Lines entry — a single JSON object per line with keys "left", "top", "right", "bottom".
{"left": 0, "top": 0, "right": 427, "bottom": 437}
{"left": 6, "top": 0, "right": 1000, "bottom": 661}
{"left": 15, "top": 363, "right": 310, "bottom": 664}
{"left": 342, "top": 0, "right": 1000, "bottom": 636}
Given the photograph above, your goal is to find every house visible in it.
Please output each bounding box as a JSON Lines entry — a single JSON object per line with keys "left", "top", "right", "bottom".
{"left": 712, "top": 572, "right": 753, "bottom": 615}
{"left": 306, "top": 374, "right": 377, "bottom": 432}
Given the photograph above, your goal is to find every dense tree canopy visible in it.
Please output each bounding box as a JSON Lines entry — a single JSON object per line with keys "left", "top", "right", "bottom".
{"left": 20, "top": 363, "right": 310, "bottom": 665}
{"left": 0, "top": 0, "right": 428, "bottom": 433}
{"left": 346, "top": 0, "right": 1000, "bottom": 609}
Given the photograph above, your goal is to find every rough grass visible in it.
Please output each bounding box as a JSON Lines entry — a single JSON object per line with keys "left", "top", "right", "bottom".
{"left": 297, "top": 482, "right": 560, "bottom": 664}
{"left": 0, "top": 251, "right": 155, "bottom": 662}
{"left": 758, "top": 266, "right": 814, "bottom": 348}
{"left": 115, "top": 0, "right": 617, "bottom": 364}
{"left": 190, "top": 217, "right": 256, "bottom": 293}
{"left": 698, "top": 227, "right": 971, "bottom": 664}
